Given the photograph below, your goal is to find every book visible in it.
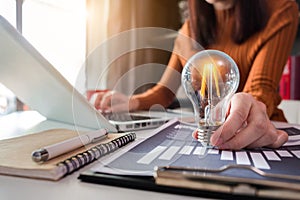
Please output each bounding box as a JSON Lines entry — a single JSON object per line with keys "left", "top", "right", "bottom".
{"left": 0, "top": 129, "right": 135, "bottom": 181}
{"left": 279, "top": 54, "right": 300, "bottom": 100}
{"left": 290, "top": 55, "right": 300, "bottom": 100}
{"left": 79, "top": 119, "right": 300, "bottom": 199}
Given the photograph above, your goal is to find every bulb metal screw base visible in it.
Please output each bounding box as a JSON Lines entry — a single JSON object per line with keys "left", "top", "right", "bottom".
{"left": 196, "top": 125, "right": 220, "bottom": 148}
{"left": 197, "top": 129, "right": 213, "bottom": 147}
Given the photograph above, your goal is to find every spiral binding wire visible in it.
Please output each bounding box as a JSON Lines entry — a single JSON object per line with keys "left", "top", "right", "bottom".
{"left": 57, "top": 132, "right": 136, "bottom": 176}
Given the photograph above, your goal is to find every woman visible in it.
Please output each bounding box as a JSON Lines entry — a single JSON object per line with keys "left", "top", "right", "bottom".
{"left": 92, "top": 0, "right": 299, "bottom": 149}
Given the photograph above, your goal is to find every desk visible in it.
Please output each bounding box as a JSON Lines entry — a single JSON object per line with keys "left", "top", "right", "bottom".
{"left": 0, "top": 111, "right": 214, "bottom": 200}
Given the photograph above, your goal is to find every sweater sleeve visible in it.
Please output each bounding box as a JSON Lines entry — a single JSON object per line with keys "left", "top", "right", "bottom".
{"left": 243, "top": 1, "right": 299, "bottom": 119}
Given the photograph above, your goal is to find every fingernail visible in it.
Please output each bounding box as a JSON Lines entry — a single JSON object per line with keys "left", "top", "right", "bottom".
{"left": 104, "top": 109, "right": 111, "bottom": 113}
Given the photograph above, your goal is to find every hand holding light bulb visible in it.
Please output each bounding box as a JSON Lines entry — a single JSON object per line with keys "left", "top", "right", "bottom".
{"left": 182, "top": 50, "right": 240, "bottom": 147}
{"left": 209, "top": 93, "right": 289, "bottom": 150}
{"left": 182, "top": 50, "right": 288, "bottom": 149}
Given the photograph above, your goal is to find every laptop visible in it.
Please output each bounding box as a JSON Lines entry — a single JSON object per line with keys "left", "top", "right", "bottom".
{"left": 0, "top": 15, "right": 170, "bottom": 132}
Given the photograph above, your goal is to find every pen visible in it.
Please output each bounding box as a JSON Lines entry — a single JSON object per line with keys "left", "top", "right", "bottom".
{"left": 31, "top": 129, "right": 108, "bottom": 162}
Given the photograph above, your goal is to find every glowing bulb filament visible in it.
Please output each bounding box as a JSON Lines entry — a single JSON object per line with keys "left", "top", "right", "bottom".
{"left": 199, "top": 63, "right": 221, "bottom": 98}
{"left": 200, "top": 65, "right": 207, "bottom": 98}
{"left": 213, "top": 66, "right": 221, "bottom": 98}
{"left": 181, "top": 50, "right": 240, "bottom": 147}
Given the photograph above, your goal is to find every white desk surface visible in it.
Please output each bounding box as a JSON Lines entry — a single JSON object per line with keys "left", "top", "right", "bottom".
{"left": 0, "top": 111, "right": 214, "bottom": 200}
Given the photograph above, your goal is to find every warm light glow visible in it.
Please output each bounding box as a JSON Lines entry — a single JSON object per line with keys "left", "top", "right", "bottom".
{"left": 200, "top": 64, "right": 207, "bottom": 98}
{"left": 0, "top": 0, "right": 87, "bottom": 116}
{"left": 199, "top": 63, "right": 221, "bottom": 98}
{"left": 182, "top": 50, "right": 240, "bottom": 146}
{"left": 213, "top": 65, "right": 221, "bottom": 98}
{"left": 22, "top": 0, "right": 86, "bottom": 87}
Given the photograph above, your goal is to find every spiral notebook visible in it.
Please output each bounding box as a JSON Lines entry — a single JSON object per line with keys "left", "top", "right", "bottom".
{"left": 0, "top": 129, "right": 136, "bottom": 181}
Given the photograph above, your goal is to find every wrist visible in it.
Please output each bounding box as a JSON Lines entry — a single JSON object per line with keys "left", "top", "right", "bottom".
{"left": 129, "top": 97, "right": 140, "bottom": 111}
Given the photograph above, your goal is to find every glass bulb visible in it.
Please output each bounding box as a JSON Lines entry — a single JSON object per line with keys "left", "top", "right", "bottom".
{"left": 181, "top": 50, "right": 240, "bottom": 147}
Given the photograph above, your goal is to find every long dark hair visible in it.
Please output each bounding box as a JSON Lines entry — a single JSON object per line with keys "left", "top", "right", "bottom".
{"left": 188, "top": 0, "right": 270, "bottom": 47}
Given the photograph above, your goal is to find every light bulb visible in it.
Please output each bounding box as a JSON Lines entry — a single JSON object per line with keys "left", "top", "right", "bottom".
{"left": 181, "top": 50, "right": 240, "bottom": 147}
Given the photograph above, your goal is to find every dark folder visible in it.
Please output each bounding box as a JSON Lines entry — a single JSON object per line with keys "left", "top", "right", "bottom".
{"left": 79, "top": 120, "right": 300, "bottom": 200}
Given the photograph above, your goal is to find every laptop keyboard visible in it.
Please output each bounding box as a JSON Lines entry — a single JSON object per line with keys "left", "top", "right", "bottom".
{"left": 103, "top": 113, "right": 154, "bottom": 122}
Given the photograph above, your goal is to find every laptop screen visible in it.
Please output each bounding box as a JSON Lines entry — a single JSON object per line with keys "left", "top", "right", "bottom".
{"left": 0, "top": 15, "right": 117, "bottom": 132}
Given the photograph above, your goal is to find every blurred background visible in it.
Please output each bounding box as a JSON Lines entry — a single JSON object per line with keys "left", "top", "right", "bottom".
{"left": 0, "top": 0, "right": 183, "bottom": 115}
{"left": 0, "top": 0, "right": 299, "bottom": 122}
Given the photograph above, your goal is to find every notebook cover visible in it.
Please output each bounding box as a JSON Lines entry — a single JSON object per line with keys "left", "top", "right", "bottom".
{"left": 0, "top": 129, "right": 127, "bottom": 180}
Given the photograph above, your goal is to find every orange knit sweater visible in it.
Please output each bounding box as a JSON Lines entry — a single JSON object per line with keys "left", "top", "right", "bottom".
{"left": 133, "top": 0, "right": 299, "bottom": 121}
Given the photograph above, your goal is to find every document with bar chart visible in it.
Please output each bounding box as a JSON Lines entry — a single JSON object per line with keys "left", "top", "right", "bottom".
{"left": 83, "top": 119, "right": 300, "bottom": 191}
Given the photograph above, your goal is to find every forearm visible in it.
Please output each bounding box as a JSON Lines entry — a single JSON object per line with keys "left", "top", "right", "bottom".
{"left": 132, "top": 84, "right": 176, "bottom": 110}
{"left": 131, "top": 46, "right": 184, "bottom": 111}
